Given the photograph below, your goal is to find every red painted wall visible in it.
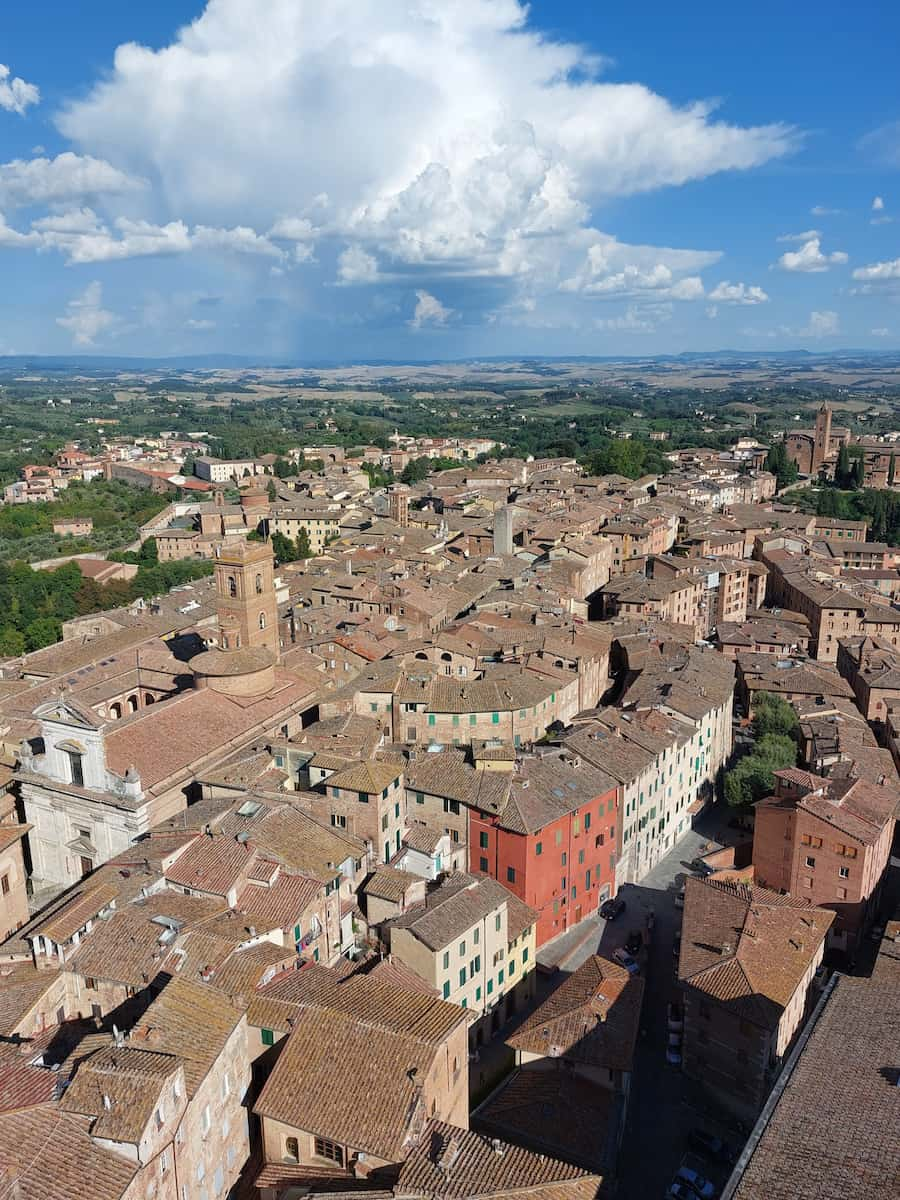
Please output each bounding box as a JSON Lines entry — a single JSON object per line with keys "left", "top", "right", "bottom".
{"left": 470, "top": 786, "right": 619, "bottom": 947}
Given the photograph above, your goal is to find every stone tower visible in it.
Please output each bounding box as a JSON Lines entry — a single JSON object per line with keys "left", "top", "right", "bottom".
{"left": 388, "top": 484, "right": 410, "bottom": 528}
{"left": 812, "top": 403, "right": 832, "bottom": 473}
{"left": 213, "top": 538, "right": 279, "bottom": 657}
{"left": 493, "top": 505, "right": 514, "bottom": 556}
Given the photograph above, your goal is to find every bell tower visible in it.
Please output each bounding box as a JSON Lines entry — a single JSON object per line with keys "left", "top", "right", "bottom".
{"left": 213, "top": 539, "right": 279, "bottom": 657}
{"left": 813, "top": 403, "right": 832, "bottom": 473}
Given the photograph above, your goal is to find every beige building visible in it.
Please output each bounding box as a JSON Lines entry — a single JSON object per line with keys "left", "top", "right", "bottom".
{"left": 388, "top": 871, "right": 538, "bottom": 1045}
{"left": 250, "top": 965, "right": 470, "bottom": 1178}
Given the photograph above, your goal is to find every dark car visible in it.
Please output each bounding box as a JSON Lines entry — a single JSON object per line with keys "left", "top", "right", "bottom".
{"left": 600, "top": 897, "right": 626, "bottom": 921}
{"left": 624, "top": 929, "right": 643, "bottom": 955}
{"left": 688, "top": 1128, "right": 734, "bottom": 1164}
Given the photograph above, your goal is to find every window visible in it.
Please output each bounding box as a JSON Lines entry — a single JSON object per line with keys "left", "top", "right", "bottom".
{"left": 314, "top": 1138, "right": 344, "bottom": 1167}
{"left": 0, "top": 875, "right": 8, "bottom": 897}
{"left": 805, "top": 856, "right": 816, "bottom": 868}
{"left": 535, "top": 841, "right": 542, "bottom": 856}
{"left": 474, "top": 954, "right": 481, "bottom": 973}
{"left": 522, "top": 947, "right": 529, "bottom": 963}
{"left": 487, "top": 978, "right": 493, "bottom": 995}
{"left": 443, "top": 980, "right": 450, "bottom": 999}
{"left": 473, "top": 927, "right": 479, "bottom": 945}
{"left": 492, "top": 712, "right": 500, "bottom": 724}
{"left": 498, "top": 968, "right": 504, "bottom": 985}
{"left": 495, "top": 913, "right": 501, "bottom": 932}
{"left": 200, "top": 1105, "right": 211, "bottom": 1134}
{"left": 839, "top": 866, "right": 850, "bottom": 879}
{"left": 561, "top": 852, "right": 567, "bottom": 867}
{"left": 584, "top": 812, "right": 591, "bottom": 831}
{"left": 284, "top": 1136, "right": 299, "bottom": 1163}
{"left": 469, "top": 715, "right": 477, "bottom": 726}
{"left": 479, "top": 831, "right": 489, "bottom": 849}
{"left": 258, "top": 612, "right": 267, "bottom": 630}
{"left": 507, "top": 866, "right": 516, "bottom": 883}
{"left": 428, "top": 714, "right": 436, "bottom": 727}
{"left": 475, "top": 986, "right": 481, "bottom": 1002}
{"left": 65, "top": 749, "right": 85, "bottom": 788}
{"left": 358, "top": 791, "right": 369, "bottom": 804}
{"left": 415, "top": 791, "right": 425, "bottom": 805}
{"left": 459, "top": 968, "right": 466, "bottom": 987}
{"left": 227, "top": 575, "right": 237, "bottom": 597}
{"left": 330, "top": 813, "right": 346, "bottom": 829}
{"left": 443, "top": 798, "right": 461, "bottom": 815}
{"left": 509, "top": 960, "right": 515, "bottom": 976}
{"left": 555, "top": 829, "right": 563, "bottom": 847}
{"left": 459, "top": 939, "right": 466, "bottom": 955}
{"left": 442, "top": 950, "right": 450, "bottom": 970}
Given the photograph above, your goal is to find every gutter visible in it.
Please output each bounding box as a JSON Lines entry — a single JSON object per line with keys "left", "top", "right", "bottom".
{"left": 719, "top": 971, "right": 841, "bottom": 1200}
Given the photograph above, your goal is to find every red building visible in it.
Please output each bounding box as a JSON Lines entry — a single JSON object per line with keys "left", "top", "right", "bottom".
{"left": 469, "top": 750, "right": 619, "bottom": 946}
{"left": 753, "top": 768, "right": 897, "bottom": 956}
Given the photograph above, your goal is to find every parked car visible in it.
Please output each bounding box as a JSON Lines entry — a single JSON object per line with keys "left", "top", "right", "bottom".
{"left": 665, "top": 1045, "right": 682, "bottom": 1066}
{"left": 612, "top": 947, "right": 640, "bottom": 975}
{"left": 674, "top": 887, "right": 685, "bottom": 910}
{"left": 687, "top": 1128, "right": 734, "bottom": 1164}
{"left": 666, "top": 1183, "right": 697, "bottom": 1200}
{"left": 675, "top": 1165, "right": 716, "bottom": 1198}
{"left": 667, "top": 1002, "right": 683, "bottom": 1033}
{"left": 625, "top": 929, "right": 643, "bottom": 955}
{"left": 601, "top": 897, "right": 626, "bottom": 921}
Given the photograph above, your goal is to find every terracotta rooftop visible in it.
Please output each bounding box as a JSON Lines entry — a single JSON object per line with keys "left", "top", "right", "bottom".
{"left": 508, "top": 954, "right": 643, "bottom": 1072}
{"left": 396, "top": 1119, "right": 599, "bottom": 1200}
{"left": 727, "top": 974, "right": 900, "bottom": 1200}
{"left": 678, "top": 877, "right": 834, "bottom": 1029}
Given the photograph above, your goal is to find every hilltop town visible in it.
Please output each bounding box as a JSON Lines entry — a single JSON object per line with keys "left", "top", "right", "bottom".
{"left": 0, "top": 396, "right": 897, "bottom": 1200}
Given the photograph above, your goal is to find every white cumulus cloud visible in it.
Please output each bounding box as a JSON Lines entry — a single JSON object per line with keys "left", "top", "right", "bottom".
{"left": 776, "top": 229, "right": 820, "bottom": 242}
{"left": 774, "top": 237, "right": 848, "bottom": 273}
{"left": 802, "top": 310, "right": 839, "bottom": 339}
{"left": 0, "top": 152, "right": 142, "bottom": 208}
{"left": 707, "top": 280, "right": 769, "bottom": 305}
{"left": 852, "top": 258, "right": 900, "bottom": 282}
{"left": 56, "top": 281, "right": 117, "bottom": 346}
{"left": 53, "top": 0, "right": 795, "bottom": 300}
{"left": 0, "top": 65, "right": 39, "bottom": 116}
{"left": 873, "top": 195, "right": 885, "bottom": 211}
{"left": 337, "top": 245, "right": 379, "bottom": 284}
{"left": 871, "top": 327, "right": 891, "bottom": 338}
{"left": 409, "top": 290, "right": 454, "bottom": 328}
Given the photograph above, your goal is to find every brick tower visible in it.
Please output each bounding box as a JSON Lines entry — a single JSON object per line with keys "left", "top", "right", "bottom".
{"left": 213, "top": 539, "right": 279, "bottom": 657}
{"left": 812, "top": 403, "right": 832, "bottom": 473}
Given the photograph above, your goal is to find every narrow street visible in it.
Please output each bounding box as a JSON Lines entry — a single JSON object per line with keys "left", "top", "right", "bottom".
{"left": 538, "top": 806, "right": 743, "bottom": 1198}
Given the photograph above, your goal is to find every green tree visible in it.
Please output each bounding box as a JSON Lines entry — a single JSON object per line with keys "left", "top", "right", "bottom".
{"left": 724, "top": 732, "right": 798, "bottom": 808}
{"left": 271, "top": 532, "right": 296, "bottom": 564}
{"left": 835, "top": 442, "right": 851, "bottom": 487}
{"left": 138, "top": 537, "right": 159, "bottom": 564}
{"left": 400, "top": 457, "right": 432, "bottom": 485}
{"left": 0, "top": 627, "right": 25, "bottom": 656}
{"left": 751, "top": 692, "right": 800, "bottom": 741}
{"left": 267, "top": 479, "right": 277, "bottom": 502}
{"left": 25, "top": 616, "right": 62, "bottom": 652}
{"left": 296, "top": 527, "right": 312, "bottom": 559}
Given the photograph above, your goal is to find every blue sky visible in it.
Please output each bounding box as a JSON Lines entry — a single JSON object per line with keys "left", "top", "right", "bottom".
{"left": 2, "top": 0, "right": 899, "bottom": 359}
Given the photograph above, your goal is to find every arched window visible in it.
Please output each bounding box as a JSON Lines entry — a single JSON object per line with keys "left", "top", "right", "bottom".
{"left": 145, "top": 695, "right": 155, "bottom": 706}
{"left": 259, "top": 612, "right": 267, "bottom": 630}
{"left": 110, "top": 702, "right": 122, "bottom": 720}
{"left": 127, "top": 694, "right": 139, "bottom": 713}
{"left": 440, "top": 652, "right": 452, "bottom": 663}
{"left": 284, "top": 1137, "right": 299, "bottom": 1163}
{"left": 227, "top": 575, "right": 237, "bottom": 598}
{"left": 255, "top": 573, "right": 263, "bottom": 594}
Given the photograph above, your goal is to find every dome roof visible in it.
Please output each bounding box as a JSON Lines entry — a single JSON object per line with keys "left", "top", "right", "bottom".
{"left": 190, "top": 645, "right": 275, "bottom": 678}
